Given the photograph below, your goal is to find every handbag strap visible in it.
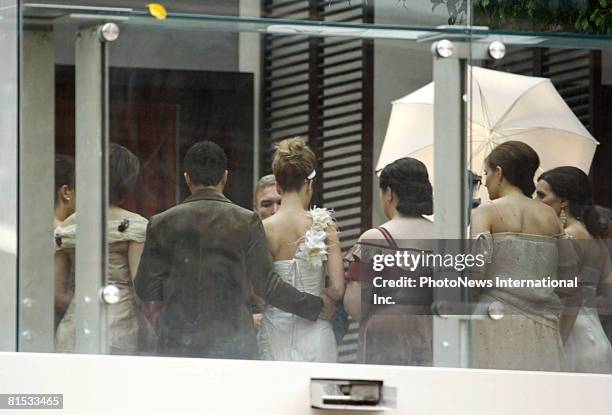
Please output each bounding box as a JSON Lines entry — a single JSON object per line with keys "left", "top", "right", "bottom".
{"left": 376, "top": 226, "right": 400, "bottom": 250}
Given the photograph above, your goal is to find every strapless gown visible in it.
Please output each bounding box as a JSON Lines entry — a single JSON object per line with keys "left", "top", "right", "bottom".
{"left": 258, "top": 259, "right": 337, "bottom": 362}
{"left": 54, "top": 216, "right": 149, "bottom": 354}
{"left": 564, "top": 238, "right": 612, "bottom": 373}
{"left": 471, "top": 232, "right": 574, "bottom": 371}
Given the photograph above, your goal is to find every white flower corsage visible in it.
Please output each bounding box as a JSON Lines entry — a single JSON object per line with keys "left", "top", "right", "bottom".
{"left": 295, "top": 207, "right": 336, "bottom": 267}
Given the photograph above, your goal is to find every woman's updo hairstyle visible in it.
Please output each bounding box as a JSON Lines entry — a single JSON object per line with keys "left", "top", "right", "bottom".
{"left": 272, "top": 137, "right": 316, "bottom": 192}
{"left": 486, "top": 141, "right": 539, "bottom": 197}
{"left": 538, "top": 166, "right": 607, "bottom": 238}
{"left": 379, "top": 157, "right": 433, "bottom": 216}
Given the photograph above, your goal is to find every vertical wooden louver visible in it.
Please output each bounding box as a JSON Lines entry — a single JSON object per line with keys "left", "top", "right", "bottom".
{"left": 261, "top": 0, "right": 374, "bottom": 363}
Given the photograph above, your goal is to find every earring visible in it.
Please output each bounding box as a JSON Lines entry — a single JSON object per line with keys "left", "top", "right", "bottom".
{"left": 560, "top": 207, "right": 567, "bottom": 227}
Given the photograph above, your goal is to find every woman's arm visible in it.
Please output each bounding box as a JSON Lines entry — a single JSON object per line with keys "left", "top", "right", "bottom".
{"left": 324, "top": 225, "right": 345, "bottom": 301}
{"left": 343, "top": 281, "right": 363, "bottom": 321}
{"left": 128, "top": 241, "right": 145, "bottom": 282}
{"left": 470, "top": 205, "right": 492, "bottom": 236}
{"left": 54, "top": 251, "right": 73, "bottom": 316}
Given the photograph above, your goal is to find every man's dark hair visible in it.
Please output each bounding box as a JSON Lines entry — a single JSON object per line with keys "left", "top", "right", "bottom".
{"left": 184, "top": 141, "right": 228, "bottom": 187}
{"left": 55, "top": 154, "right": 75, "bottom": 205}
{"left": 109, "top": 143, "right": 140, "bottom": 205}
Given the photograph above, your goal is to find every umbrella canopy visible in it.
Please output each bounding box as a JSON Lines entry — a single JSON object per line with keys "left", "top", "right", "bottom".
{"left": 376, "top": 66, "right": 599, "bottom": 201}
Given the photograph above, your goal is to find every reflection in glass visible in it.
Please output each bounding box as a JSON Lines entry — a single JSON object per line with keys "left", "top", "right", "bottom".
{"left": 12, "top": 1, "right": 612, "bottom": 375}
{"left": 536, "top": 166, "right": 612, "bottom": 373}
{"left": 54, "top": 144, "right": 150, "bottom": 355}
{"left": 344, "top": 158, "right": 434, "bottom": 366}
{"left": 257, "top": 138, "right": 344, "bottom": 362}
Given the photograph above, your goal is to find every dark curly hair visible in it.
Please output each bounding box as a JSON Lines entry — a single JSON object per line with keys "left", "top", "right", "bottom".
{"left": 486, "top": 141, "right": 540, "bottom": 197}
{"left": 184, "top": 141, "right": 228, "bottom": 187}
{"left": 538, "top": 166, "right": 607, "bottom": 238}
{"left": 379, "top": 157, "right": 433, "bottom": 216}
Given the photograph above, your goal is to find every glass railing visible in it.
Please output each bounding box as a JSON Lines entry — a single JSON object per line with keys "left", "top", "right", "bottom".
{"left": 11, "top": 1, "right": 612, "bottom": 375}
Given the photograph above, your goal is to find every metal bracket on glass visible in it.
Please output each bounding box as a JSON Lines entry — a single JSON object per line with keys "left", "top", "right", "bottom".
{"left": 98, "top": 22, "right": 120, "bottom": 42}
{"left": 433, "top": 300, "right": 505, "bottom": 321}
{"left": 431, "top": 38, "right": 506, "bottom": 61}
{"left": 100, "top": 285, "right": 121, "bottom": 305}
{"left": 310, "top": 379, "right": 396, "bottom": 411}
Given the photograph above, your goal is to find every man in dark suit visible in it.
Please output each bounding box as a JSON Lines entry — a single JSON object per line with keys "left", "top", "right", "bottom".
{"left": 135, "top": 141, "right": 335, "bottom": 359}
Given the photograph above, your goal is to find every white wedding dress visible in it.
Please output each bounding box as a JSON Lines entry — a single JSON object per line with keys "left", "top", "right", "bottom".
{"left": 257, "top": 208, "right": 338, "bottom": 363}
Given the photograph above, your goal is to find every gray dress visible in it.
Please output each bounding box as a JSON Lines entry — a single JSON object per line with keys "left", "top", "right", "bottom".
{"left": 471, "top": 232, "right": 577, "bottom": 371}
{"left": 54, "top": 216, "right": 148, "bottom": 354}
{"left": 345, "top": 228, "right": 433, "bottom": 366}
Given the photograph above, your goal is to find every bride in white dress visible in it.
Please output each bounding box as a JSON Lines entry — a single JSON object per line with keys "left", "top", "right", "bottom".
{"left": 258, "top": 137, "right": 344, "bottom": 362}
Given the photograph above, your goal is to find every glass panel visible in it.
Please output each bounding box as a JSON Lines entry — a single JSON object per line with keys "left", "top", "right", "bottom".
{"left": 21, "top": 2, "right": 610, "bottom": 374}
{"left": 0, "top": 0, "right": 18, "bottom": 352}
{"left": 21, "top": 3, "right": 468, "bottom": 365}
{"left": 466, "top": 29, "right": 612, "bottom": 374}
{"left": 30, "top": 0, "right": 461, "bottom": 27}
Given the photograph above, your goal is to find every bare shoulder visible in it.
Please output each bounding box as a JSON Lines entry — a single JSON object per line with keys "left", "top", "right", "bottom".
{"left": 529, "top": 199, "right": 562, "bottom": 232}
{"left": 470, "top": 203, "right": 494, "bottom": 234}
{"left": 473, "top": 202, "right": 496, "bottom": 217}
{"left": 109, "top": 207, "right": 143, "bottom": 221}
{"left": 261, "top": 213, "right": 277, "bottom": 234}
{"left": 565, "top": 222, "right": 591, "bottom": 240}
{"left": 61, "top": 213, "right": 77, "bottom": 226}
{"left": 359, "top": 227, "right": 385, "bottom": 241}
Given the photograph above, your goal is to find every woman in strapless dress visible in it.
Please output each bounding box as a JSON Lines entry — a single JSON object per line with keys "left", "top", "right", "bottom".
{"left": 258, "top": 137, "right": 344, "bottom": 362}
{"left": 470, "top": 141, "right": 574, "bottom": 371}
{"left": 536, "top": 166, "right": 612, "bottom": 373}
{"left": 54, "top": 143, "right": 152, "bottom": 355}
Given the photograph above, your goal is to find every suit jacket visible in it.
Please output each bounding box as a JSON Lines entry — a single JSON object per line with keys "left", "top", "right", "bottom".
{"left": 135, "top": 188, "right": 323, "bottom": 359}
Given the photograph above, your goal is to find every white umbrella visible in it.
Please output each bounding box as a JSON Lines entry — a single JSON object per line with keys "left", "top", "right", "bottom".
{"left": 376, "top": 66, "right": 599, "bottom": 201}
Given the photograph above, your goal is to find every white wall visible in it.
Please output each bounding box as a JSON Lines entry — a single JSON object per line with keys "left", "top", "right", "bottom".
{"left": 1, "top": 352, "right": 610, "bottom": 415}
{"left": 371, "top": 1, "right": 436, "bottom": 226}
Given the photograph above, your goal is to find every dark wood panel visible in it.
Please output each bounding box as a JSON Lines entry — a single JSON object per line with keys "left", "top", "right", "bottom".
{"left": 55, "top": 66, "right": 254, "bottom": 217}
